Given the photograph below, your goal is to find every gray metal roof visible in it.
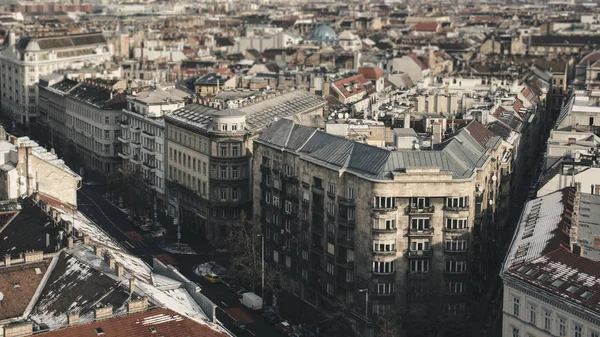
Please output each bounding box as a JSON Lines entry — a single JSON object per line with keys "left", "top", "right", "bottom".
{"left": 257, "top": 119, "right": 492, "bottom": 181}
{"left": 577, "top": 193, "right": 600, "bottom": 262}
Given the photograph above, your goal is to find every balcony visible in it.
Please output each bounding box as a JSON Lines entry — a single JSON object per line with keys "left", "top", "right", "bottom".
{"left": 284, "top": 175, "right": 299, "bottom": 184}
{"left": 336, "top": 278, "right": 354, "bottom": 290}
{"left": 373, "top": 249, "right": 396, "bottom": 256}
{"left": 327, "top": 190, "right": 336, "bottom": 199}
{"left": 260, "top": 163, "right": 271, "bottom": 172}
{"left": 444, "top": 248, "right": 469, "bottom": 255}
{"left": 407, "top": 249, "right": 433, "bottom": 258}
{"left": 130, "top": 155, "right": 141, "bottom": 165}
{"left": 130, "top": 127, "right": 141, "bottom": 134}
{"left": 312, "top": 185, "right": 324, "bottom": 195}
{"left": 372, "top": 270, "right": 396, "bottom": 277}
{"left": 371, "top": 291, "right": 395, "bottom": 298}
{"left": 442, "top": 226, "right": 470, "bottom": 233}
{"left": 119, "top": 119, "right": 129, "bottom": 128}
{"left": 339, "top": 196, "right": 355, "bottom": 206}
{"left": 117, "top": 136, "right": 130, "bottom": 144}
{"left": 118, "top": 151, "right": 131, "bottom": 159}
{"left": 406, "top": 271, "right": 429, "bottom": 279}
{"left": 301, "top": 180, "right": 310, "bottom": 189}
{"left": 371, "top": 227, "right": 397, "bottom": 234}
{"left": 130, "top": 140, "right": 141, "bottom": 148}
{"left": 444, "top": 206, "right": 469, "bottom": 213}
{"left": 142, "top": 161, "right": 156, "bottom": 172}
{"left": 313, "top": 203, "right": 324, "bottom": 215}
{"left": 141, "top": 145, "right": 156, "bottom": 154}
{"left": 142, "top": 130, "right": 156, "bottom": 140}
{"left": 338, "top": 217, "right": 355, "bottom": 228}
{"left": 337, "top": 234, "right": 354, "bottom": 248}
{"left": 336, "top": 259, "right": 355, "bottom": 269}
{"left": 405, "top": 206, "right": 435, "bottom": 215}
{"left": 373, "top": 206, "right": 398, "bottom": 213}
{"left": 407, "top": 227, "right": 434, "bottom": 236}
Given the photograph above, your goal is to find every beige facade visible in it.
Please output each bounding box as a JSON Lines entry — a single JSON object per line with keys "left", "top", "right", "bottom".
{"left": 253, "top": 119, "right": 507, "bottom": 333}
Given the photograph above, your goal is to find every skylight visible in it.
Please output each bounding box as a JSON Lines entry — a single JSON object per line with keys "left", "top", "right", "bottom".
{"left": 566, "top": 285, "right": 580, "bottom": 293}
{"left": 537, "top": 274, "right": 550, "bottom": 282}
{"left": 581, "top": 291, "right": 595, "bottom": 300}
{"left": 551, "top": 279, "right": 564, "bottom": 287}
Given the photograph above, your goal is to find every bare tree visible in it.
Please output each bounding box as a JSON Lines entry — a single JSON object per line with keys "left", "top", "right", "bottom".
{"left": 108, "top": 164, "right": 147, "bottom": 214}
{"left": 317, "top": 298, "right": 360, "bottom": 337}
{"left": 225, "top": 212, "right": 261, "bottom": 292}
{"left": 375, "top": 311, "right": 401, "bottom": 337}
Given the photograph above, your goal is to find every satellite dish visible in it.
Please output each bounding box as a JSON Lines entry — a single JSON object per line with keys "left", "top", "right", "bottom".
{"left": 0, "top": 292, "right": 4, "bottom": 302}
{"left": 344, "top": 113, "right": 349, "bottom": 119}
{"left": 338, "top": 113, "right": 344, "bottom": 119}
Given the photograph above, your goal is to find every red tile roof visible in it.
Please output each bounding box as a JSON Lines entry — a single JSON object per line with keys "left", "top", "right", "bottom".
{"left": 413, "top": 22, "right": 438, "bottom": 32}
{"left": 464, "top": 120, "right": 497, "bottom": 148}
{"left": 37, "top": 308, "right": 228, "bottom": 337}
{"left": 332, "top": 74, "right": 369, "bottom": 98}
{"left": 411, "top": 54, "right": 430, "bottom": 70}
{"left": 358, "top": 66, "right": 384, "bottom": 80}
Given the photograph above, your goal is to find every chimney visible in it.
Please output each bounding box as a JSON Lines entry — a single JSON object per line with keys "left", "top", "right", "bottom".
{"left": 83, "top": 234, "right": 90, "bottom": 245}
{"left": 4, "top": 321, "right": 33, "bottom": 337}
{"left": 127, "top": 297, "right": 148, "bottom": 313}
{"left": 4, "top": 254, "right": 11, "bottom": 266}
{"left": 129, "top": 278, "right": 135, "bottom": 294}
{"left": 105, "top": 253, "right": 115, "bottom": 269}
{"left": 24, "top": 251, "right": 43, "bottom": 263}
{"left": 46, "top": 233, "right": 50, "bottom": 248}
{"left": 67, "top": 237, "right": 74, "bottom": 249}
{"left": 67, "top": 311, "right": 80, "bottom": 326}
{"left": 115, "top": 262, "right": 124, "bottom": 277}
{"left": 94, "top": 246, "right": 103, "bottom": 256}
{"left": 94, "top": 306, "right": 113, "bottom": 320}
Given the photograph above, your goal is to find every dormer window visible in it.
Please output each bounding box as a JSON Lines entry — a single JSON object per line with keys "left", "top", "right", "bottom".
{"left": 221, "top": 124, "right": 228, "bottom": 131}
{"left": 231, "top": 124, "right": 237, "bottom": 131}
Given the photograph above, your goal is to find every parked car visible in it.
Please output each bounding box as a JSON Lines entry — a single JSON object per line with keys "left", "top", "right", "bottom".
{"left": 276, "top": 321, "right": 293, "bottom": 335}
{"left": 240, "top": 292, "right": 263, "bottom": 310}
{"left": 236, "top": 288, "right": 248, "bottom": 298}
{"left": 202, "top": 273, "right": 220, "bottom": 284}
{"left": 233, "top": 321, "right": 247, "bottom": 333}
{"left": 262, "top": 309, "right": 281, "bottom": 325}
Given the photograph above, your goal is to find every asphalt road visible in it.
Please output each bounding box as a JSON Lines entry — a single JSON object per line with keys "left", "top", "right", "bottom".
{"left": 76, "top": 184, "right": 285, "bottom": 337}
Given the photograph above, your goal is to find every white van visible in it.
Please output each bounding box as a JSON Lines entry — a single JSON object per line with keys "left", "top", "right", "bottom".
{"left": 240, "top": 292, "right": 263, "bottom": 310}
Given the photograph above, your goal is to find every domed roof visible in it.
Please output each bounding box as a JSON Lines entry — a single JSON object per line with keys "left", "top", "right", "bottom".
{"left": 580, "top": 50, "right": 600, "bottom": 65}
{"left": 311, "top": 25, "right": 337, "bottom": 41}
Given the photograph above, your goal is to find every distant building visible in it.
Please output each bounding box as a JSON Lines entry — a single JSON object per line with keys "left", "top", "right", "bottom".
{"left": 0, "top": 33, "right": 112, "bottom": 126}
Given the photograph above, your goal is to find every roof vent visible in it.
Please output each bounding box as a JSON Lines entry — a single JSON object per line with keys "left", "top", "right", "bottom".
{"left": 149, "top": 327, "right": 157, "bottom": 334}
{"left": 95, "top": 327, "right": 105, "bottom": 335}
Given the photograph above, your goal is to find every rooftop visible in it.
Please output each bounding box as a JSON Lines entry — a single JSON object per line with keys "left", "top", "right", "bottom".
{"left": 15, "top": 33, "right": 107, "bottom": 53}
{"left": 36, "top": 308, "right": 229, "bottom": 337}
{"left": 0, "top": 261, "right": 49, "bottom": 321}
{"left": 575, "top": 193, "right": 600, "bottom": 262}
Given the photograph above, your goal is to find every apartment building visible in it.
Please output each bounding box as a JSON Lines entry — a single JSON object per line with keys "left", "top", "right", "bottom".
{"left": 253, "top": 119, "right": 507, "bottom": 334}
{"left": 0, "top": 32, "right": 112, "bottom": 126}
{"left": 164, "top": 89, "right": 325, "bottom": 241}
{"left": 501, "top": 187, "right": 600, "bottom": 337}
{"left": 119, "top": 86, "right": 189, "bottom": 205}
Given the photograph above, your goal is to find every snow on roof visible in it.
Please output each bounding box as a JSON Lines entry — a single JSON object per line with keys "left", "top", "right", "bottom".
{"left": 59, "top": 210, "right": 122, "bottom": 251}
{"left": 136, "top": 283, "right": 208, "bottom": 324}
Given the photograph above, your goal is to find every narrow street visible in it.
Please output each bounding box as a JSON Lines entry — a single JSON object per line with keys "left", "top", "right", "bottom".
{"left": 76, "top": 183, "right": 285, "bottom": 337}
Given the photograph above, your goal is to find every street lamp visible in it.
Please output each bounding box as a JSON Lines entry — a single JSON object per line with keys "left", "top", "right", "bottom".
{"left": 257, "top": 233, "right": 265, "bottom": 300}
{"left": 359, "top": 288, "right": 369, "bottom": 335}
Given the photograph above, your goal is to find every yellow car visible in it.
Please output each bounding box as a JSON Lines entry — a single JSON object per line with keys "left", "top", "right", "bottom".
{"left": 203, "top": 273, "right": 220, "bottom": 283}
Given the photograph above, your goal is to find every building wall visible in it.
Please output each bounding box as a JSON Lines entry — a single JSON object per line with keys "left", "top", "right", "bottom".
{"left": 502, "top": 281, "right": 600, "bottom": 337}
{"left": 0, "top": 41, "right": 112, "bottom": 126}
{"left": 252, "top": 137, "right": 504, "bottom": 327}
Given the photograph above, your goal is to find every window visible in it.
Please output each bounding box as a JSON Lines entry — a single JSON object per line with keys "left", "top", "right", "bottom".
{"left": 558, "top": 317, "right": 567, "bottom": 336}
{"left": 446, "top": 282, "right": 465, "bottom": 294}
{"left": 411, "top": 218, "right": 430, "bottom": 230}
{"left": 347, "top": 207, "right": 355, "bottom": 220}
{"left": 411, "top": 197, "right": 431, "bottom": 209}
{"left": 373, "top": 218, "right": 396, "bottom": 231}
{"left": 221, "top": 124, "right": 228, "bottom": 131}
{"left": 347, "top": 187, "right": 354, "bottom": 199}
{"left": 373, "top": 240, "right": 395, "bottom": 252}
{"left": 445, "top": 261, "right": 467, "bottom": 273}
{"left": 591, "top": 331, "right": 599, "bottom": 337}
{"left": 327, "top": 202, "right": 335, "bottom": 215}
{"left": 231, "top": 124, "right": 237, "bottom": 131}
{"left": 220, "top": 144, "right": 228, "bottom": 157}
{"left": 374, "top": 283, "right": 394, "bottom": 295}
{"left": 284, "top": 165, "right": 294, "bottom": 177}
{"left": 326, "top": 283, "right": 334, "bottom": 295}
{"left": 202, "top": 163, "right": 207, "bottom": 175}
{"left": 374, "top": 196, "right": 396, "bottom": 209}
{"left": 327, "top": 262, "right": 334, "bottom": 275}
{"left": 512, "top": 327, "right": 519, "bottom": 337}
{"left": 105, "top": 116, "right": 110, "bottom": 124}
{"left": 513, "top": 297, "right": 520, "bottom": 317}
{"left": 232, "top": 188, "right": 238, "bottom": 201}
{"left": 409, "top": 260, "right": 429, "bottom": 273}
{"left": 273, "top": 196, "right": 280, "bottom": 208}
{"left": 231, "top": 144, "right": 240, "bottom": 156}
{"left": 220, "top": 166, "right": 227, "bottom": 178}
{"left": 574, "top": 325, "right": 582, "bottom": 337}
{"left": 265, "top": 192, "right": 272, "bottom": 204}
{"left": 446, "top": 196, "right": 468, "bottom": 208}
{"left": 410, "top": 239, "right": 430, "bottom": 251}
{"left": 543, "top": 310, "right": 551, "bottom": 330}
{"left": 104, "top": 130, "right": 110, "bottom": 139}
{"left": 285, "top": 201, "right": 292, "bottom": 214}
{"left": 445, "top": 239, "right": 467, "bottom": 251}
{"left": 445, "top": 218, "right": 468, "bottom": 229}
{"left": 327, "top": 183, "right": 335, "bottom": 195}
{"left": 372, "top": 261, "right": 395, "bottom": 274}
{"left": 529, "top": 304, "right": 536, "bottom": 325}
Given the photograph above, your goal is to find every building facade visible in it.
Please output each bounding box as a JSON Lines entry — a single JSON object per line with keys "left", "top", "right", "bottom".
{"left": 253, "top": 119, "right": 507, "bottom": 334}
{"left": 119, "top": 86, "right": 188, "bottom": 206}
{"left": 164, "top": 89, "right": 326, "bottom": 242}
{"left": 0, "top": 33, "right": 112, "bottom": 126}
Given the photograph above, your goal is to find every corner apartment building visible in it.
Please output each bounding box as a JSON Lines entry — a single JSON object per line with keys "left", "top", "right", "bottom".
{"left": 0, "top": 33, "right": 111, "bottom": 126}
{"left": 119, "top": 86, "right": 189, "bottom": 206}
{"left": 164, "top": 89, "right": 325, "bottom": 241}
{"left": 253, "top": 119, "right": 507, "bottom": 334}
{"left": 501, "top": 187, "right": 600, "bottom": 337}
